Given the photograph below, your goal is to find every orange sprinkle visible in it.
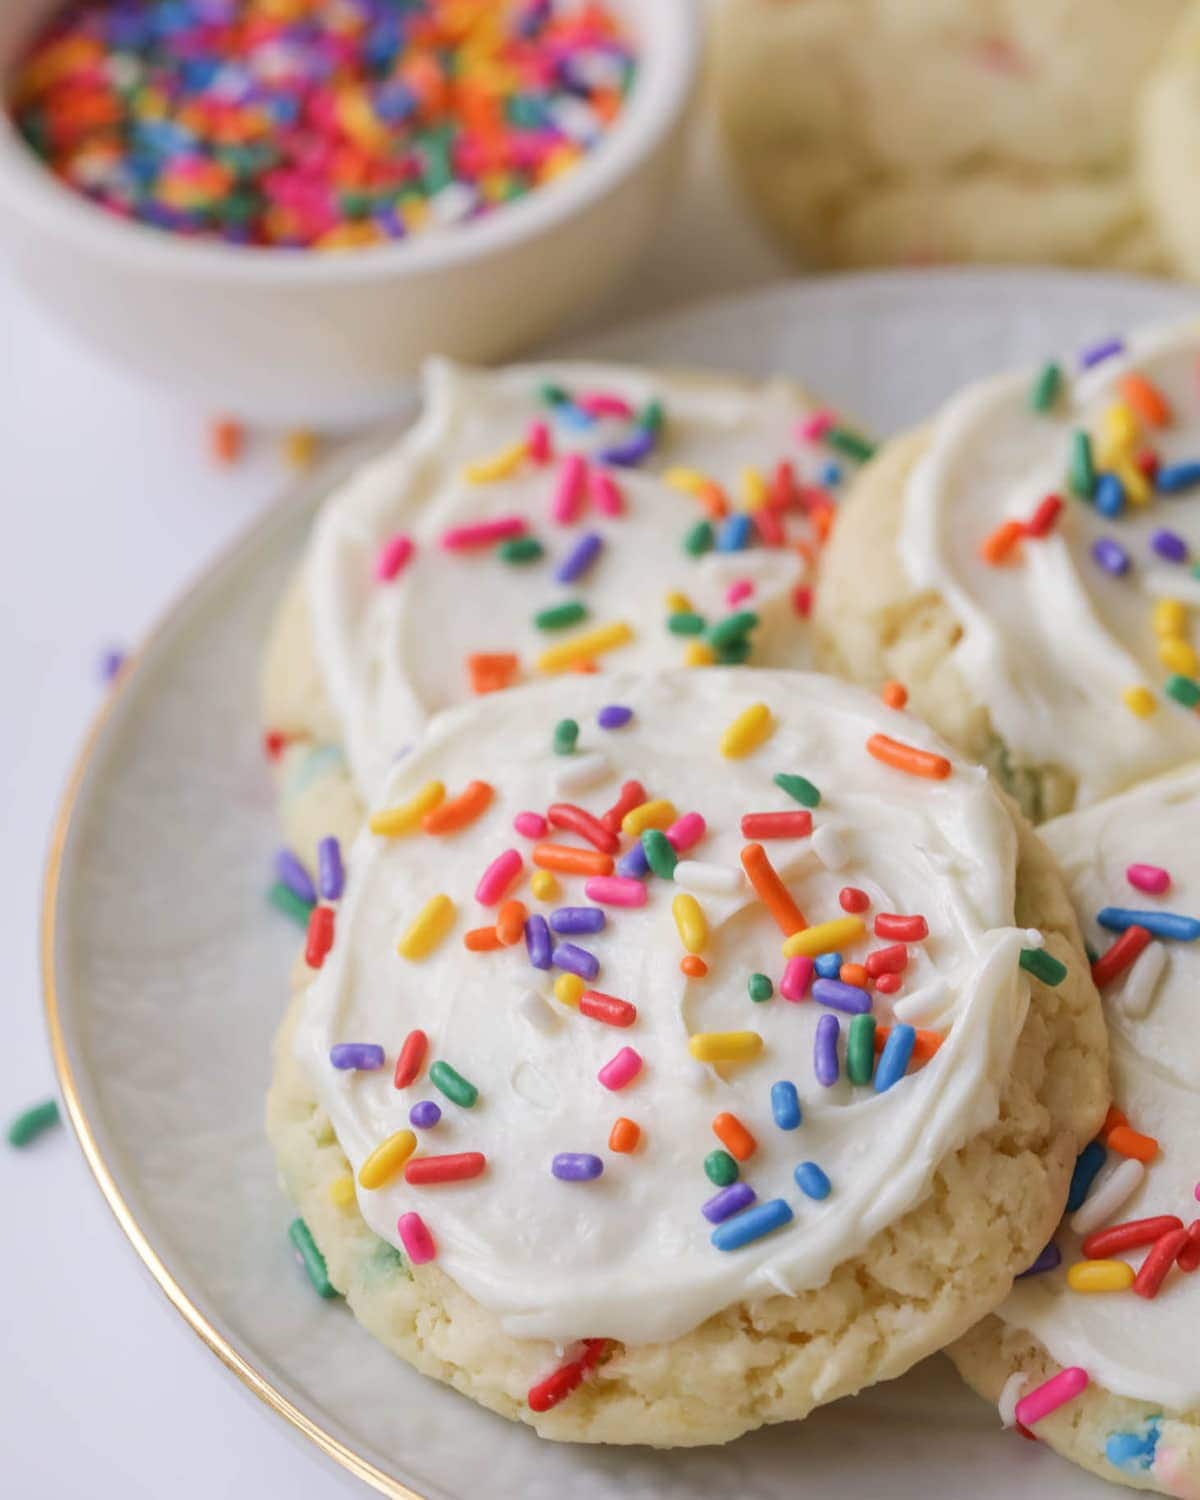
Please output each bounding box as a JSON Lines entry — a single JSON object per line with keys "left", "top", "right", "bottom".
{"left": 712, "top": 1111, "right": 756, "bottom": 1162}
{"left": 740, "top": 843, "right": 806, "bottom": 936}
{"left": 532, "top": 842, "right": 614, "bottom": 877}
{"left": 464, "top": 926, "right": 502, "bottom": 952}
{"left": 873, "top": 1025, "right": 944, "bottom": 1064}
{"left": 569, "top": 658, "right": 599, "bottom": 674}
{"left": 697, "top": 481, "right": 729, "bottom": 520}
{"left": 881, "top": 680, "right": 908, "bottom": 710}
{"left": 496, "top": 900, "right": 527, "bottom": 946}
{"left": 979, "top": 519, "right": 1024, "bottom": 565}
{"left": 467, "top": 652, "right": 519, "bottom": 694}
{"left": 1119, "top": 372, "right": 1171, "bottom": 428}
{"left": 1106, "top": 1124, "right": 1159, "bottom": 1163}
{"left": 210, "top": 416, "right": 244, "bottom": 465}
{"left": 866, "top": 733, "right": 952, "bottom": 781}
{"left": 680, "top": 955, "right": 708, "bottom": 978}
{"left": 609, "top": 1118, "right": 641, "bottom": 1153}
{"left": 1100, "top": 1105, "right": 1128, "bottom": 1142}
{"left": 840, "top": 962, "right": 869, "bottom": 988}
{"left": 811, "top": 504, "right": 835, "bottom": 544}
{"left": 422, "top": 780, "right": 493, "bottom": 834}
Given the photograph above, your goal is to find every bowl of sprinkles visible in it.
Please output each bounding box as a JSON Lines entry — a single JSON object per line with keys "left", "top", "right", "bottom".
{"left": 0, "top": 0, "right": 698, "bottom": 424}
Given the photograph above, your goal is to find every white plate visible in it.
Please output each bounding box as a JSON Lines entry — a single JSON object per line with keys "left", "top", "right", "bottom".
{"left": 45, "top": 269, "right": 1197, "bottom": 1500}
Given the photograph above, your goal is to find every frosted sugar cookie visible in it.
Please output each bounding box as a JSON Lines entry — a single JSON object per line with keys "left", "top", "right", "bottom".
{"left": 952, "top": 764, "right": 1200, "bottom": 1497}
{"left": 267, "top": 669, "right": 1107, "bottom": 1444}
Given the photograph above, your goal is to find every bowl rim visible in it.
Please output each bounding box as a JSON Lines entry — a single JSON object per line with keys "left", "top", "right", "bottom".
{"left": 0, "top": 0, "right": 700, "bottom": 286}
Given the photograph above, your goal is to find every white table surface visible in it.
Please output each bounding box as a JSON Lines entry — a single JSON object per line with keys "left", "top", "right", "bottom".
{"left": 0, "top": 113, "right": 789, "bottom": 1497}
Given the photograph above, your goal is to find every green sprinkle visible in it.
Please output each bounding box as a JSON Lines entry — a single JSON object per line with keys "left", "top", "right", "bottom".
{"left": 1069, "top": 430, "right": 1096, "bottom": 498}
{"left": 847, "top": 1015, "right": 877, "bottom": 1085}
{"left": 639, "top": 398, "right": 664, "bottom": 433}
{"left": 704, "top": 1149, "right": 739, "bottom": 1186}
{"left": 825, "top": 426, "right": 876, "bottom": 464}
{"left": 1165, "top": 673, "right": 1200, "bottom": 709}
{"left": 774, "top": 772, "right": 821, "bottom": 808}
{"left": 641, "top": 828, "right": 678, "bottom": 879}
{"left": 7, "top": 1098, "right": 60, "bottom": 1148}
{"left": 667, "top": 611, "right": 707, "bottom": 636}
{"left": 429, "top": 1060, "right": 479, "bottom": 1109}
{"left": 288, "top": 1218, "right": 338, "bottom": 1299}
{"left": 539, "top": 382, "right": 569, "bottom": 407}
{"left": 715, "top": 638, "right": 753, "bottom": 665}
{"left": 747, "top": 973, "right": 773, "bottom": 1003}
{"left": 499, "top": 536, "right": 544, "bottom": 565}
{"left": 708, "top": 611, "right": 759, "bottom": 649}
{"left": 1030, "top": 361, "right": 1062, "bottom": 413}
{"left": 1019, "top": 947, "right": 1068, "bottom": 987}
{"left": 683, "top": 520, "right": 714, "bottom": 557}
{"left": 553, "top": 718, "right": 579, "bottom": 755}
{"left": 534, "top": 600, "right": 587, "bottom": 631}
{"left": 268, "top": 880, "right": 313, "bottom": 929}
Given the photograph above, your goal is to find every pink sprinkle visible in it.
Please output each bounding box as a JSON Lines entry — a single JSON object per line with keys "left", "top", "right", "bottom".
{"left": 726, "top": 579, "right": 755, "bottom": 607}
{"left": 1127, "top": 863, "right": 1170, "bottom": 895}
{"left": 397, "top": 1211, "right": 436, "bottom": 1266}
{"left": 780, "top": 955, "right": 814, "bottom": 1002}
{"left": 797, "top": 410, "right": 835, "bottom": 443}
{"left": 551, "top": 453, "right": 589, "bottom": 524}
{"left": 590, "top": 469, "right": 624, "bottom": 516}
{"left": 375, "top": 533, "right": 414, "bottom": 581}
{"left": 526, "top": 420, "right": 552, "bottom": 465}
{"left": 665, "top": 811, "right": 706, "bottom": 853}
{"left": 475, "top": 849, "right": 523, "bottom": 906}
{"left": 513, "top": 811, "right": 548, "bottom": 839}
{"left": 598, "top": 1045, "right": 643, "bottom": 1091}
{"left": 578, "top": 391, "right": 634, "bottom": 420}
{"left": 584, "top": 875, "right": 648, "bottom": 908}
{"left": 440, "top": 516, "right": 526, "bottom": 550}
{"left": 1014, "top": 1367, "right": 1088, "bottom": 1428}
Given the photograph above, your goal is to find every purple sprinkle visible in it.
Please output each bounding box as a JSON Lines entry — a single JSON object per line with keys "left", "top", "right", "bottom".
{"left": 552, "top": 941, "right": 599, "bottom": 980}
{"left": 548, "top": 905, "right": 606, "bottom": 935}
{"left": 597, "top": 704, "right": 633, "bottom": 730}
{"left": 525, "top": 913, "right": 552, "bottom": 971}
{"left": 811, "top": 978, "right": 872, "bottom": 1015}
{"left": 554, "top": 530, "right": 603, "bottom": 584}
{"left": 1091, "top": 537, "right": 1130, "bottom": 576}
{"left": 409, "top": 1100, "right": 441, "bottom": 1130}
{"left": 701, "top": 1182, "right": 757, "bottom": 1224}
{"left": 1079, "top": 336, "right": 1124, "bottom": 369}
{"left": 1017, "top": 1241, "right": 1062, "bottom": 1279}
{"left": 616, "top": 842, "right": 649, "bottom": 879}
{"left": 317, "top": 836, "right": 344, "bottom": 901}
{"left": 99, "top": 646, "right": 126, "bottom": 683}
{"left": 275, "top": 848, "right": 316, "bottom": 905}
{"left": 551, "top": 1151, "right": 604, "bottom": 1181}
{"left": 330, "top": 1043, "right": 385, "bottom": 1071}
{"left": 1151, "top": 528, "right": 1189, "bottom": 564}
{"left": 598, "top": 426, "right": 655, "bottom": 467}
{"left": 814, "top": 1014, "right": 840, "bottom": 1087}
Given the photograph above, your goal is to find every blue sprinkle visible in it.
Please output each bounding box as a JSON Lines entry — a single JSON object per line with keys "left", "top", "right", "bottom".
{"left": 548, "top": 906, "right": 606, "bottom": 935}
{"left": 1067, "top": 1139, "right": 1107, "bottom": 1211}
{"left": 702, "top": 1181, "right": 756, "bottom": 1224}
{"left": 525, "top": 913, "right": 552, "bottom": 970}
{"left": 715, "top": 513, "right": 752, "bottom": 553}
{"left": 770, "top": 1080, "right": 802, "bottom": 1131}
{"left": 554, "top": 531, "right": 604, "bottom": 584}
{"left": 597, "top": 704, "right": 633, "bottom": 730}
{"left": 819, "top": 461, "right": 842, "bottom": 487}
{"left": 1156, "top": 461, "right": 1200, "bottom": 494}
{"left": 317, "top": 836, "right": 344, "bottom": 902}
{"left": 814, "top": 951, "right": 843, "bottom": 979}
{"left": 616, "top": 841, "right": 649, "bottom": 879}
{"left": 794, "top": 1161, "right": 831, "bottom": 1200}
{"left": 1016, "top": 1241, "right": 1062, "bottom": 1278}
{"left": 811, "top": 978, "right": 872, "bottom": 1015}
{"left": 551, "top": 941, "right": 599, "bottom": 981}
{"left": 1094, "top": 472, "right": 1125, "bottom": 518}
{"left": 1091, "top": 537, "right": 1131, "bottom": 576}
{"left": 874, "top": 1024, "right": 916, "bottom": 1093}
{"left": 710, "top": 1197, "right": 794, "bottom": 1251}
{"left": 555, "top": 403, "right": 596, "bottom": 431}
{"left": 1105, "top": 1419, "right": 1161, "bottom": 1474}
{"left": 1097, "top": 907, "right": 1200, "bottom": 941}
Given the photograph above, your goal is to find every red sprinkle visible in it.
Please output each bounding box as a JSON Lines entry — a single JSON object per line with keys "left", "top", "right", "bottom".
{"left": 547, "top": 802, "right": 620, "bottom": 854}
{"left": 579, "top": 990, "right": 637, "bottom": 1028}
{"left": 404, "top": 1152, "right": 487, "bottom": 1186}
{"left": 393, "top": 1029, "right": 428, "bottom": 1089}
{"left": 874, "top": 972, "right": 902, "bottom": 995}
{"left": 601, "top": 779, "right": 646, "bottom": 833}
{"left": 1133, "top": 1227, "right": 1190, "bottom": 1299}
{"left": 263, "top": 730, "right": 287, "bottom": 761}
{"left": 874, "top": 913, "right": 928, "bottom": 942}
{"left": 1178, "top": 1221, "right": 1200, "bottom": 1274}
{"left": 792, "top": 584, "right": 813, "bottom": 618}
{"left": 1082, "top": 1216, "right": 1184, "bottom": 1260}
{"left": 1023, "top": 494, "right": 1063, "bottom": 537}
{"left": 739, "top": 810, "right": 813, "bottom": 840}
{"left": 838, "top": 887, "right": 869, "bottom": 913}
{"left": 1091, "top": 925, "right": 1152, "bottom": 988}
{"left": 866, "top": 944, "right": 908, "bottom": 977}
{"left": 305, "top": 905, "right": 334, "bottom": 968}
{"left": 528, "top": 1338, "right": 607, "bottom": 1413}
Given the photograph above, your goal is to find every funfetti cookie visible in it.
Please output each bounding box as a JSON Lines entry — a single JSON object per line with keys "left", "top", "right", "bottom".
{"left": 815, "top": 321, "right": 1200, "bottom": 823}
{"left": 266, "top": 669, "right": 1108, "bottom": 1445}
{"left": 263, "top": 360, "right": 859, "bottom": 859}
{"left": 952, "top": 764, "right": 1200, "bottom": 1498}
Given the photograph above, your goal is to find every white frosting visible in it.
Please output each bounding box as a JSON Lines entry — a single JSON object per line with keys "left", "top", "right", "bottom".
{"left": 1000, "top": 763, "right": 1200, "bottom": 1411}
{"left": 307, "top": 361, "right": 825, "bottom": 801}
{"left": 900, "top": 320, "right": 1200, "bottom": 808}
{"left": 295, "top": 669, "right": 1038, "bottom": 1345}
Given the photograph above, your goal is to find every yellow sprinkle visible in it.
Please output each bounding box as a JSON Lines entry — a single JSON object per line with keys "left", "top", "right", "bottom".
{"left": 358, "top": 1129, "right": 417, "bottom": 1189}
{"left": 621, "top": 798, "right": 677, "bottom": 837}
{"left": 464, "top": 438, "right": 527, "bottom": 484}
{"left": 1098, "top": 401, "right": 1138, "bottom": 464}
{"left": 1159, "top": 636, "right": 1199, "bottom": 675}
{"left": 1153, "top": 598, "right": 1189, "bottom": 638}
{"left": 531, "top": 870, "right": 559, "bottom": 902}
{"left": 741, "top": 466, "right": 768, "bottom": 510}
{"left": 283, "top": 428, "right": 318, "bottom": 470}
{"left": 684, "top": 641, "right": 715, "bottom": 667}
{"left": 672, "top": 893, "right": 708, "bottom": 954}
{"left": 664, "top": 589, "right": 693, "bottom": 614}
{"left": 369, "top": 780, "right": 446, "bottom": 837}
{"left": 329, "top": 1173, "right": 357, "bottom": 1208}
{"left": 536, "top": 620, "right": 633, "bottom": 674}
{"left": 1122, "top": 685, "right": 1157, "bottom": 719}
{"left": 688, "top": 1031, "right": 763, "bottom": 1063}
{"left": 554, "top": 972, "right": 584, "bottom": 1007}
{"left": 1066, "top": 1259, "right": 1135, "bottom": 1294}
{"left": 782, "top": 916, "right": 866, "bottom": 959}
{"left": 398, "top": 894, "right": 456, "bottom": 960}
{"left": 1116, "top": 457, "right": 1151, "bottom": 507}
{"left": 663, "top": 466, "right": 708, "bottom": 495}
{"left": 719, "top": 702, "right": 775, "bottom": 759}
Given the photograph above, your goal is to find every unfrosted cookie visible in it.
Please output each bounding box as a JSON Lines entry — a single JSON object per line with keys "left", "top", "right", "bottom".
{"left": 713, "top": 0, "right": 1181, "bottom": 272}
{"left": 263, "top": 359, "right": 861, "bottom": 862}
{"left": 1140, "top": 1, "right": 1200, "bottom": 283}
{"left": 814, "top": 320, "right": 1200, "bottom": 821}
{"left": 266, "top": 668, "right": 1107, "bottom": 1445}
{"left": 951, "top": 765, "right": 1200, "bottom": 1497}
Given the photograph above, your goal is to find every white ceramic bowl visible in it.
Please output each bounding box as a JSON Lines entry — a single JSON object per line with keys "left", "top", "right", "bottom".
{"left": 0, "top": 0, "right": 699, "bottom": 427}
